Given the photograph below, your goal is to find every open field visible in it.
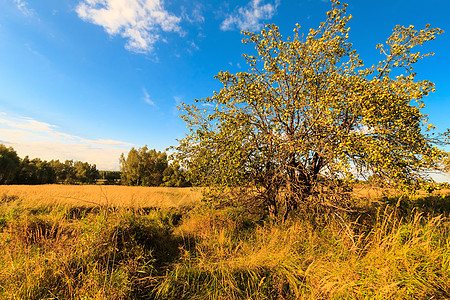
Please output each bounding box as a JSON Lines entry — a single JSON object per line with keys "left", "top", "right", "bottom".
{"left": 0, "top": 185, "right": 449, "bottom": 299}
{"left": 0, "top": 185, "right": 203, "bottom": 209}
{"left": 1, "top": 184, "right": 449, "bottom": 209}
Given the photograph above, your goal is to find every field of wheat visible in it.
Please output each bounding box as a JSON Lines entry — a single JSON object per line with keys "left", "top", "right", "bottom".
{"left": 0, "top": 185, "right": 203, "bottom": 208}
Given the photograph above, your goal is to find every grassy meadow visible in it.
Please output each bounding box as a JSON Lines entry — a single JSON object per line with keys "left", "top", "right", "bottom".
{"left": 0, "top": 185, "right": 449, "bottom": 299}
{"left": 0, "top": 185, "right": 203, "bottom": 209}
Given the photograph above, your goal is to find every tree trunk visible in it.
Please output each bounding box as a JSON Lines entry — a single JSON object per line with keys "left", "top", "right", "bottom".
{"left": 268, "top": 202, "right": 277, "bottom": 220}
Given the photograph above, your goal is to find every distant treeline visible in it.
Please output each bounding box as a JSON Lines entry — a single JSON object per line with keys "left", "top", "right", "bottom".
{"left": 0, "top": 144, "right": 99, "bottom": 184}
{"left": 98, "top": 171, "right": 122, "bottom": 184}
{"left": 0, "top": 144, "right": 191, "bottom": 187}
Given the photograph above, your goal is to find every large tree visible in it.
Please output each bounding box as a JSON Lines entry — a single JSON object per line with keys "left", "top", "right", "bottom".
{"left": 176, "top": 1, "right": 448, "bottom": 220}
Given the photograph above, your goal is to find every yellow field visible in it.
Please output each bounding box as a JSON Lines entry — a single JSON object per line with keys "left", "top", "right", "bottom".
{"left": 0, "top": 185, "right": 203, "bottom": 208}
{"left": 352, "top": 185, "right": 450, "bottom": 199}
{"left": 1, "top": 184, "right": 448, "bottom": 211}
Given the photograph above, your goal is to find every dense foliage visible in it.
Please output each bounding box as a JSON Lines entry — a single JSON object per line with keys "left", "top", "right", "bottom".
{"left": 0, "top": 144, "right": 99, "bottom": 185}
{"left": 99, "top": 170, "right": 122, "bottom": 184}
{"left": 120, "top": 146, "right": 190, "bottom": 187}
{"left": 120, "top": 146, "right": 168, "bottom": 186}
{"left": 0, "top": 144, "right": 21, "bottom": 184}
{"left": 0, "top": 144, "right": 191, "bottom": 187}
{"left": 176, "top": 1, "right": 449, "bottom": 220}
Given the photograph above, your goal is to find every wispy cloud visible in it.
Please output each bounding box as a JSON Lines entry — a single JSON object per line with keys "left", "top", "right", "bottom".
{"left": 0, "top": 128, "right": 35, "bottom": 137}
{"left": 143, "top": 88, "right": 155, "bottom": 106}
{"left": 172, "top": 96, "right": 183, "bottom": 115}
{"left": 187, "top": 40, "right": 200, "bottom": 54}
{"left": 13, "top": 0, "right": 35, "bottom": 17}
{"left": 228, "top": 62, "right": 242, "bottom": 69}
{"left": 12, "top": 118, "right": 56, "bottom": 132}
{"left": 0, "top": 112, "right": 133, "bottom": 170}
{"left": 76, "top": 0, "right": 183, "bottom": 54}
{"left": 173, "top": 96, "right": 182, "bottom": 106}
{"left": 221, "top": 0, "right": 279, "bottom": 32}
{"left": 182, "top": 3, "right": 205, "bottom": 24}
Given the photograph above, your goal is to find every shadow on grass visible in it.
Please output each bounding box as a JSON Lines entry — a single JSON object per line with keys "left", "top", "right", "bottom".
{"left": 383, "top": 193, "right": 450, "bottom": 217}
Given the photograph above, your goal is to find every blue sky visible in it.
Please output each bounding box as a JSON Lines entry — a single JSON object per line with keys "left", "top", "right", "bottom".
{"left": 0, "top": 0, "right": 449, "bottom": 173}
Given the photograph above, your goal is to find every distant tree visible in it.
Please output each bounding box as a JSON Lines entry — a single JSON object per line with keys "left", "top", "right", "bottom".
{"left": 120, "top": 146, "right": 168, "bottom": 186}
{"left": 17, "top": 157, "right": 56, "bottom": 184}
{"left": 139, "top": 147, "right": 168, "bottom": 186}
{"left": 99, "top": 171, "right": 122, "bottom": 184}
{"left": 49, "top": 160, "right": 67, "bottom": 183}
{"left": 74, "top": 161, "right": 99, "bottom": 184}
{"left": 120, "top": 148, "right": 141, "bottom": 185}
{"left": 63, "top": 160, "right": 77, "bottom": 184}
{"left": 34, "top": 159, "right": 56, "bottom": 184}
{"left": 0, "top": 146, "right": 100, "bottom": 185}
{"left": 162, "top": 162, "right": 191, "bottom": 187}
{"left": 17, "top": 156, "right": 37, "bottom": 184}
{"left": 0, "top": 144, "right": 20, "bottom": 184}
{"left": 175, "top": 1, "right": 449, "bottom": 220}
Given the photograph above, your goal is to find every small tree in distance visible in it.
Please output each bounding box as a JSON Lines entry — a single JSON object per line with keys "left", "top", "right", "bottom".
{"left": 175, "top": 1, "right": 449, "bottom": 220}
{"left": 120, "top": 146, "right": 168, "bottom": 186}
{"left": 120, "top": 146, "right": 192, "bottom": 187}
{"left": 0, "top": 144, "right": 20, "bottom": 184}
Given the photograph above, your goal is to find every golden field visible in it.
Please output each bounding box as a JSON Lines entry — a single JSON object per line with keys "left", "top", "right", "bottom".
{"left": 0, "top": 184, "right": 203, "bottom": 208}
{"left": 1, "top": 184, "right": 448, "bottom": 209}
{"left": 0, "top": 184, "right": 449, "bottom": 298}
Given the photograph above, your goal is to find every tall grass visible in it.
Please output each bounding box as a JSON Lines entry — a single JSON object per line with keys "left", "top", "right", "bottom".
{"left": 0, "top": 194, "right": 185, "bottom": 299}
{"left": 0, "top": 191, "right": 449, "bottom": 299}
{"left": 155, "top": 196, "right": 450, "bottom": 299}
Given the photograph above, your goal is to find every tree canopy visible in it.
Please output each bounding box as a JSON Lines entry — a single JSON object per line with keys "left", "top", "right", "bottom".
{"left": 0, "top": 144, "right": 100, "bottom": 185}
{"left": 119, "top": 146, "right": 190, "bottom": 187}
{"left": 0, "top": 145, "right": 21, "bottom": 184}
{"left": 175, "top": 1, "right": 449, "bottom": 220}
{"left": 120, "top": 146, "right": 167, "bottom": 186}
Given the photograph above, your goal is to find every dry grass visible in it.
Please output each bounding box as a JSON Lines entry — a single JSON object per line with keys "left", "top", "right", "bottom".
{"left": 352, "top": 185, "right": 450, "bottom": 199}
{"left": 0, "top": 185, "right": 449, "bottom": 299}
{"left": 1, "top": 184, "right": 447, "bottom": 210}
{"left": 0, "top": 185, "right": 203, "bottom": 208}
{"left": 155, "top": 203, "right": 450, "bottom": 299}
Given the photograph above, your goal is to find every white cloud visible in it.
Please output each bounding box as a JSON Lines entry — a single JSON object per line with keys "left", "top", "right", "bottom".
{"left": 13, "top": 0, "right": 35, "bottom": 17}
{"left": 76, "top": 0, "right": 182, "bottom": 54}
{"left": 430, "top": 172, "right": 450, "bottom": 184}
{"left": 182, "top": 3, "right": 205, "bottom": 24}
{"left": 0, "top": 113, "right": 133, "bottom": 170}
{"left": 14, "top": 118, "right": 56, "bottom": 132}
{"left": 221, "top": 0, "right": 279, "bottom": 32}
{"left": 0, "top": 128, "right": 35, "bottom": 138}
{"left": 186, "top": 40, "right": 199, "bottom": 54}
{"left": 143, "top": 88, "right": 155, "bottom": 106}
